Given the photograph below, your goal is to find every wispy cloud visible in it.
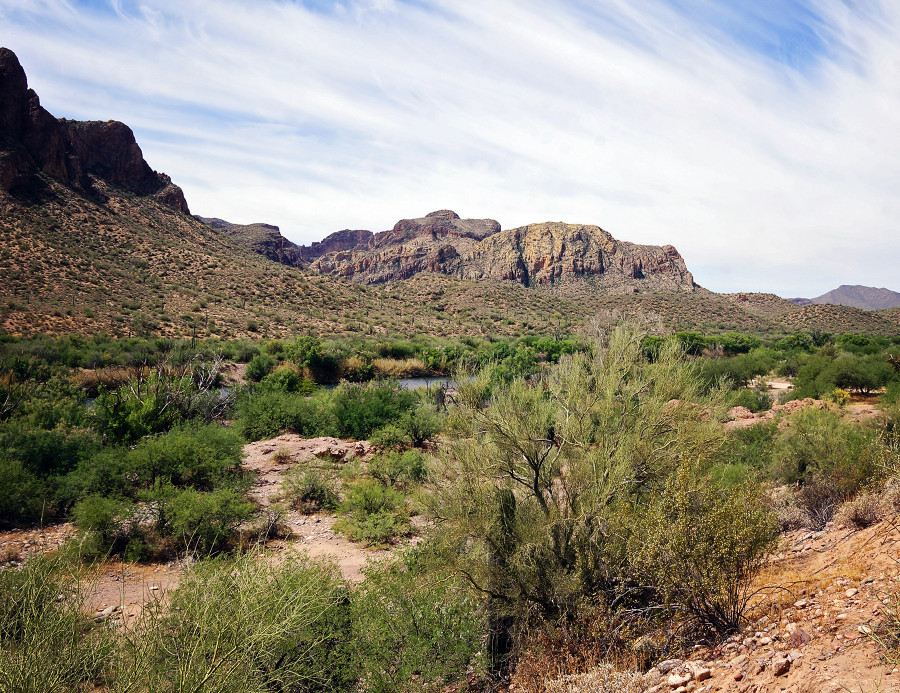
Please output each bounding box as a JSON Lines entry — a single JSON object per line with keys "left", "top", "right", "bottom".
{"left": 3, "top": 0, "right": 899, "bottom": 295}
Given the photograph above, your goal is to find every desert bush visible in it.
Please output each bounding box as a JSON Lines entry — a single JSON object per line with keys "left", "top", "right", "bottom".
{"left": 632, "top": 461, "right": 778, "bottom": 636}
{"left": 329, "top": 381, "right": 416, "bottom": 441}
{"left": 0, "top": 457, "right": 47, "bottom": 526}
{"left": 117, "top": 553, "right": 354, "bottom": 692}
{"left": 369, "top": 423, "right": 412, "bottom": 450}
{"left": 727, "top": 385, "right": 772, "bottom": 413}
{"left": 234, "top": 388, "right": 334, "bottom": 441}
{"left": 709, "top": 422, "right": 777, "bottom": 487}
{"left": 71, "top": 495, "right": 135, "bottom": 549}
{"left": 335, "top": 479, "right": 409, "bottom": 545}
{"left": 153, "top": 485, "right": 254, "bottom": 555}
{"left": 773, "top": 407, "right": 885, "bottom": 494}
{"left": 398, "top": 407, "right": 441, "bottom": 447}
{"left": 0, "top": 555, "right": 114, "bottom": 692}
{"left": 259, "top": 366, "right": 316, "bottom": 394}
{"left": 795, "top": 477, "right": 843, "bottom": 530}
{"left": 126, "top": 423, "right": 244, "bottom": 490}
{"left": 245, "top": 352, "right": 277, "bottom": 382}
{"left": 93, "top": 355, "right": 230, "bottom": 444}
{"left": 282, "top": 467, "right": 339, "bottom": 513}
{"left": 352, "top": 552, "right": 483, "bottom": 692}
{"left": 833, "top": 491, "right": 882, "bottom": 529}
{"left": 64, "top": 423, "right": 244, "bottom": 503}
{"left": 368, "top": 450, "right": 427, "bottom": 487}
{"left": 431, "top": 325, "right": 727, "bottom": 673}
{"left": 825, "top": 387, "right": 851, "bottom": 406}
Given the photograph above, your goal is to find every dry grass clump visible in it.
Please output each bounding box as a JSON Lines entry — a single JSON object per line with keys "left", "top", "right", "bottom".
{"left": 372, "top": 357, "right": 429, "bottom": 377}
{"left": 833, "top": 483, "right": 900, "bottom": 529}
{"left": 544, "top": 664, "right": 650, "bottom": 693}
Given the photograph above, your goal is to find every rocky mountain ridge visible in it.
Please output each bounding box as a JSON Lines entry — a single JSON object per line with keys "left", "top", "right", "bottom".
{"left": 309, "top": 210, "right": 696, "bottom": 293}
{"left": 0, "top": 47, "right": 188, "bottom": 213}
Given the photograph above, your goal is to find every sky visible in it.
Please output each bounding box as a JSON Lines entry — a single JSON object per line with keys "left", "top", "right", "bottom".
{"left": 2, "top": 0, "right": 899, "bottom": 297}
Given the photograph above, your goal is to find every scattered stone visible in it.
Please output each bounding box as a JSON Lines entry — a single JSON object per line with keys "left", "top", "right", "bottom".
{"left": 771, "top": 653, "right": 791, "bottom": 676}
{"left": 667, "top": 671, "right": 692, "bottom": 687}
{"left": 656, "top": 659, "right": 684, "bottom": 674}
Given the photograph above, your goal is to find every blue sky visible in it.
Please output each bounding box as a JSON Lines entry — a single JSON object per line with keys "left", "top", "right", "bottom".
{"left": 2, "top": 0, "right": 899, "bottom": 297}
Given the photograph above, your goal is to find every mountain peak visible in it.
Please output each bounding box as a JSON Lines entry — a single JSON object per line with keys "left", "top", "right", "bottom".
{"left": 0, "top": 47, "right": 189, "bottom": 213}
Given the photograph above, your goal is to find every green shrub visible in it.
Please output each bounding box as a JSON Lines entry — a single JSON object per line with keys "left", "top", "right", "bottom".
{"left": 773, "top": 407, "right": 884, "bottom": 492}
{"left": 0, "top": 457, "right": 47, "bottom": 526}
{"left": 727, "top": 386, "right": 772, "bottom": 413}
{"left": 336, "top": 479, "right": 409, "bottom": 545}
{"left": 353, "top": 552, "right": 483, "bottom": 692}
{"left": 398, "top": 407, "right": 441, "bottom": 446}
{"left": 329, "top": 381, "right": 415, "bottom": 441}
{"left": 259, "top": 366, "right": 316, "bottom": 394}
{"left": 124, "top": 423, "right": 244, "bottom": 490}
{"left": 159, "top": 486, "right": 254, "bottom": 555}
{"left": 633, "top": 461, "right": 778, "bottom": 636}
{"left": 235, "top": 388, "right": 334, "bottom": 441}
{"left": 369, "top": 423, "right": 412, "bottom": 451}
{"left": 0, "top": 555, "right": 115, "bottom": 691}
{"left": 93, "top": 362, "right": 227, "bottom": 444}
{"left": 282, "top": 468, "right": 339, "bottom": 512}
{"left": 245, "top": 353, "right": 277, "bottom": 382}
{"left": 118, "top": 553, "right": 354, "bottom": 692}
{"left": 369, "top": 450, "right": 428, "bottom": 487}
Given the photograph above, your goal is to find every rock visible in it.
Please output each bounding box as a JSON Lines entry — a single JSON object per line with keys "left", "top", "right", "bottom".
{"left": 667, "top": 671, "right": 692, "bottom": 687}
{"left": 728, "top": 406, "right": 755, "bottom": 420}
{"left": 310, "top": 213, "right": 697, "bottom": 292}
{"left": 656, "top": 659, "right": 684, "bottom": 673}
{"left": 728, "top": 654, "right": 747, "bottom": 667}
{"left": 771, "top": 653, "right": 791, "bottom": 676}
{"left": 297, "top": 228, "right": 374, "bottom": 262}
{"left": 0, "top": 48, "right": 189, "bottom": 211}
{"left": 686, "top": 663, "right": 711, "bottom": 682}
{"left": 789, "top": 627, "right": 812, "bottom": 647}
{"left": 845, "top": 588, "right": 858, "bottom": 598}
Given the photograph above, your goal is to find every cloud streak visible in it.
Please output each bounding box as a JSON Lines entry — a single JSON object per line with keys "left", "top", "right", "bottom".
{"left": 2, "top": 0, "right": 899, "bottom": 295}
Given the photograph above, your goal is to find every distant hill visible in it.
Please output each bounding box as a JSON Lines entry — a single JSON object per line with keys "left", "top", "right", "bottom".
{"left": 788, "top": 285, "right": 900, "bottom": 311}
{"left": 194, "top": 216, "right": 305, "bottom": 268}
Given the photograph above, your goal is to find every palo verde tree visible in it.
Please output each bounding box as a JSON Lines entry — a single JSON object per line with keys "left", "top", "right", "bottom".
{"left": 430, "top": 322, "right": 774, "bottom": 674}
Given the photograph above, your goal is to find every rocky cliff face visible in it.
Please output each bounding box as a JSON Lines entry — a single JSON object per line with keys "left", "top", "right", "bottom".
{"left": 0, "top": 47, "right": 188, "bottom": 213}
{"left": 297, "top": 229, "right": 374, "bottom": 262}
{"left": 311, "top": 211, "right": 695, "bottom": 293}
{"left": 311, "top": 210, "right": 503, "bottom": 283}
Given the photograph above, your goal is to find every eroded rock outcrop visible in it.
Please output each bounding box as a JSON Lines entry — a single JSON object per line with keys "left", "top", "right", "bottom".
{"left": 0, "top": 47, "right": 188, "bottom": 212}
{"left": 297, "top": 229, "right": 374, "bottom": 262}
{"left": 311, "top": 210, "right": 502, "bottom": 283}
{"left": 311, "top": 211, "right": 695, "bottom": 292}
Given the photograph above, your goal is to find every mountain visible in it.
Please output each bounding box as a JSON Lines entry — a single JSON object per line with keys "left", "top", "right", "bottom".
{"left": 788, "top": 285, "right": 900, "bottom": 311}
{"left": 309, "top": 210, "right": 696, "bottom": 293}
{"left": 0, "top": 48, "right": 187, "bottom": 213}
{"left": 2, "top": 47, "right": 897, "bottom": 339}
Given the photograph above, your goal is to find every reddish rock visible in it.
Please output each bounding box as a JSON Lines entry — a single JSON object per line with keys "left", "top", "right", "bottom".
{"left": 0, "top": 47, "right": 188, "bottom": 212}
